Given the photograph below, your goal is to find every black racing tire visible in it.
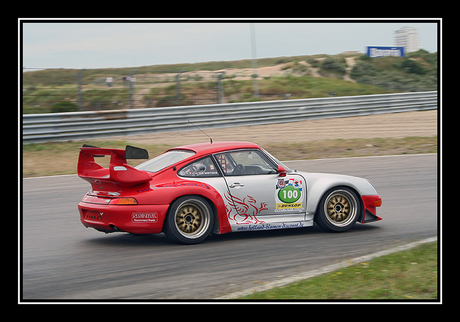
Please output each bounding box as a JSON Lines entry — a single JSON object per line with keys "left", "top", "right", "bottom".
{"left": 315, "top": 187, "right": 360, "bottom": 232}
{"left": 163, "top": 196, "right": 214, "bottom": 244}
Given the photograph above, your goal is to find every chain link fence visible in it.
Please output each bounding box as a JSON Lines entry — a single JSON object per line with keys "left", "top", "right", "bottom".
{"left": 22, "top": 68, "right": 236, "bottom": 113}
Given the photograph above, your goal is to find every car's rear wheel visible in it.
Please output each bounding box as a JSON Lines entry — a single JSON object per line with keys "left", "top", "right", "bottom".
{"left": 164, "top": 196, "right": 214, "bottom": 244}
{"left": 315, "top": 187, "right": 360, "bottom": 232}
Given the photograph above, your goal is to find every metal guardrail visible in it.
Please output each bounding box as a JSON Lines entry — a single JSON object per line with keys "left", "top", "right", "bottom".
{"left": 23, "top": 91, "right": 437, "bottom": 144}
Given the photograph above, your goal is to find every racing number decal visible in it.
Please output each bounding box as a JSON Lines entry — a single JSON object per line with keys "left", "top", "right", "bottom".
{"left": 278, "top": 186, "right": 300, "bottom": 203}
{"left": 275, "top": 177, "right": 305, "bottom": 211}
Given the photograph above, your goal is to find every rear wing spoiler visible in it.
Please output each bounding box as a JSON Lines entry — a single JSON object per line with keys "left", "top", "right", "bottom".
{"left": 78, "top": 144, "right": 151, "bottom": 190}
{"left": 80, "top": 144, "right": 149, "bottom": 159}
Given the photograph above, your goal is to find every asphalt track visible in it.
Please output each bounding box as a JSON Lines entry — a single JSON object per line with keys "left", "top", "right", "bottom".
{"left": 21, "top": 154, "right": 438, "bottom": 300}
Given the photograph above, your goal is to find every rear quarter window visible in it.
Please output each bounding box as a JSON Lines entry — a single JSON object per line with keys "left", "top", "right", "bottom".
{"left": 178, "top": 157, "right": 220, "bottom": 177}
{"left": 136, "top": 150, "right": 195, "bottom": 173}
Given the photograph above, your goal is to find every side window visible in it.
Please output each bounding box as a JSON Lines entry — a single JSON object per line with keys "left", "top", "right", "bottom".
{"left": 178, "top": 156, "right": 220, "bottom": 177}
{"left": 214, "top": 153, "right": 234, "bottom": 175}
{"left": 215, "top": 150, "right": 277, "bottom": 176}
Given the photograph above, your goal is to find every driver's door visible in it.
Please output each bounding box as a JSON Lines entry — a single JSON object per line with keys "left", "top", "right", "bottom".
{"left": 214, "top": 149, "right": 306, "bottom": 229}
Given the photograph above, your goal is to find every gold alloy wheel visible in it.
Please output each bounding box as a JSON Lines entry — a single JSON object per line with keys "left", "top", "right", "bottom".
{"left": 174, "top": 199, "right": 211, "bottom": 239}
{"left": 324, "top": 189, "right": 358, "bottom": 227}
{"left": 176, "top": 205, "right": 202, "bottom": 233}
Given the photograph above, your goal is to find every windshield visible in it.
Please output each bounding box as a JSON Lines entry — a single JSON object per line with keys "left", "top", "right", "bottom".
{"left": 135, "top": 150, "right": 195, "bottom": 173}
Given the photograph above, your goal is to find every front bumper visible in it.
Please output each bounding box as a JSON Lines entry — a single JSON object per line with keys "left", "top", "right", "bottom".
{"left": 78, "top": 202, "right": 168, "bottom": 234}
{"left": 360, "top": 195, "right": 382, "bottom": 223}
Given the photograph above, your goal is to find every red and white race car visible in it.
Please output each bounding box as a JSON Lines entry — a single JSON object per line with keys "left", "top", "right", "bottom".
{"left": 78, "top": 141, "right": 381, "bottom": 244}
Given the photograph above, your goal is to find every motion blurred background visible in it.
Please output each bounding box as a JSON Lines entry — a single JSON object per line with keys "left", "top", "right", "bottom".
{"left": 21, "top": 20, "right": 438, "bottom": 113}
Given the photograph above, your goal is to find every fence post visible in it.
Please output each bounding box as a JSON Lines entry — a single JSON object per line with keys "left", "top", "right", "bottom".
{"left": 176, "top": 72, "right": 182, "bottom": 106}
{"left": 217, "top": 72, "right": 224, "bottom": 104}
{"left": 129, "top": 69, "right": 137, "bottom": 109}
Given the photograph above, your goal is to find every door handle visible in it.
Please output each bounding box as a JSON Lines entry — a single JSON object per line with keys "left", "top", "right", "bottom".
{"left": 229, "top": 182, "right": 245, "bottom": 188}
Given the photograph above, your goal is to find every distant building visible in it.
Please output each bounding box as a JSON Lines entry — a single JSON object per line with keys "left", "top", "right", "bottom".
{"left": 394, "top": 27, "right": 420, "bottom": 53}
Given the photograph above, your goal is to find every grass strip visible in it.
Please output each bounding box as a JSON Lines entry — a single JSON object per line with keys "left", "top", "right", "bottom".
{"left": 22, "top": 136, "right": 437, "bottom": 178}
{"left": 240, "top": 241, "right": 438, "bottom": 300}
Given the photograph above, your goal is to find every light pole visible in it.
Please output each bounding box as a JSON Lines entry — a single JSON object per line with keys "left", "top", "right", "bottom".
{"left": 129, "top": 69, "right": 137, "bottom": 109}
{"left": 250, "top": 23, "right": 259, "bottom": 98}
{"left": 77, "top": 69, "right": 86, "bottom": 111}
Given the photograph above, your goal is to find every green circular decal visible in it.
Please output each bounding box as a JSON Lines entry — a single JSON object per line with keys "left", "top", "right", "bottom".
{"left": 278, "top": 186, "right": 300, "bottom": 203}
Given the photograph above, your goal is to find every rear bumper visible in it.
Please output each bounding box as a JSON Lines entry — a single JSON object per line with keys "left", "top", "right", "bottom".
{"left": 360, "top": 195, "right": 382, "bottom": 223}
{"left": 78, "top": 202, "right": 168, "bottom": 234}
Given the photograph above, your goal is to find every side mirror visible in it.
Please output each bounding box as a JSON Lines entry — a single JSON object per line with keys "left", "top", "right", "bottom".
{"left": 278, "top": 165, "right": 287, "bottom": 177}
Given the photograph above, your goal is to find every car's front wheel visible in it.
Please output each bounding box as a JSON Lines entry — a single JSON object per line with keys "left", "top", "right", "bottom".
{"left": 315, "top": 187, "right": 360, "bottom": 232}
{"left": 164, "top": 196, "right": 214, "bottom": 244}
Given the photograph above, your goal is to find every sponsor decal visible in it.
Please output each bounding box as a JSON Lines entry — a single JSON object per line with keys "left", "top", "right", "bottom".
{"left": 366, "top": 46, "right": 405, "bottom": 58}
{"left": 131, "top": 212, "right": 158, "bottom": 223}
{"left": 275, "top": 177, "right": 305, "bottom": 212}
{"left": 236, "top": 222, "right": 306, "bottom": 231}
{"left": 136, "top": 187, "right": 153, "bottom": 193}
{"left": 276, "top": 202, "right": 302, "bottom": 210}
{"left": 156, "top": 182, "right": 211, "bottom": 190}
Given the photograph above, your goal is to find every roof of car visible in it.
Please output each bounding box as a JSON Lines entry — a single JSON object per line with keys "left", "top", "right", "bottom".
{"left": 169, "top": 141, "right": 261, "bottom": 155}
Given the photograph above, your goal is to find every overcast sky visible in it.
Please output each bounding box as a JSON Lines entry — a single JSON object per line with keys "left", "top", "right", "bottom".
{"left": 21, "top": 20, "right": 439, "bottom": 70}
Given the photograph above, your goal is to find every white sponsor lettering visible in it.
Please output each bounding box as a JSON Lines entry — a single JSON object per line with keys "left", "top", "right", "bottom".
{"left": 131, "top": 212, "right": 158, "bottom": 223}
{"left": 369, "top": 48, "right": 402, "bottom": 58}
{"left": 236, "top": 222, "right": 305, "bottom": 231}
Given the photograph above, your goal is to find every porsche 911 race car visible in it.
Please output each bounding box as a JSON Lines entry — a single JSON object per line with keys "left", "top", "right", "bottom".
{"left": 78, "top": 141, "right": 382, "bottom": 244}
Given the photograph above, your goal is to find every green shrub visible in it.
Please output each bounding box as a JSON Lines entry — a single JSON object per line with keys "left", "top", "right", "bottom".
{"left": 399, "top": 58, "right": 425, "bottom": 75}
{"left": 156, "top": 94, "right": 191, "bottom": 107}
{"left": 307, "top": 58, "right": 320, "bottom": 67}
{"left": 50, "top": 101, "right": 78, "bottom": 113}
{"left": 350, "top": 61, "right": 379, "bottom": 79}
{"left": 319, "top": 57, "right": 346, "bottom": 76}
